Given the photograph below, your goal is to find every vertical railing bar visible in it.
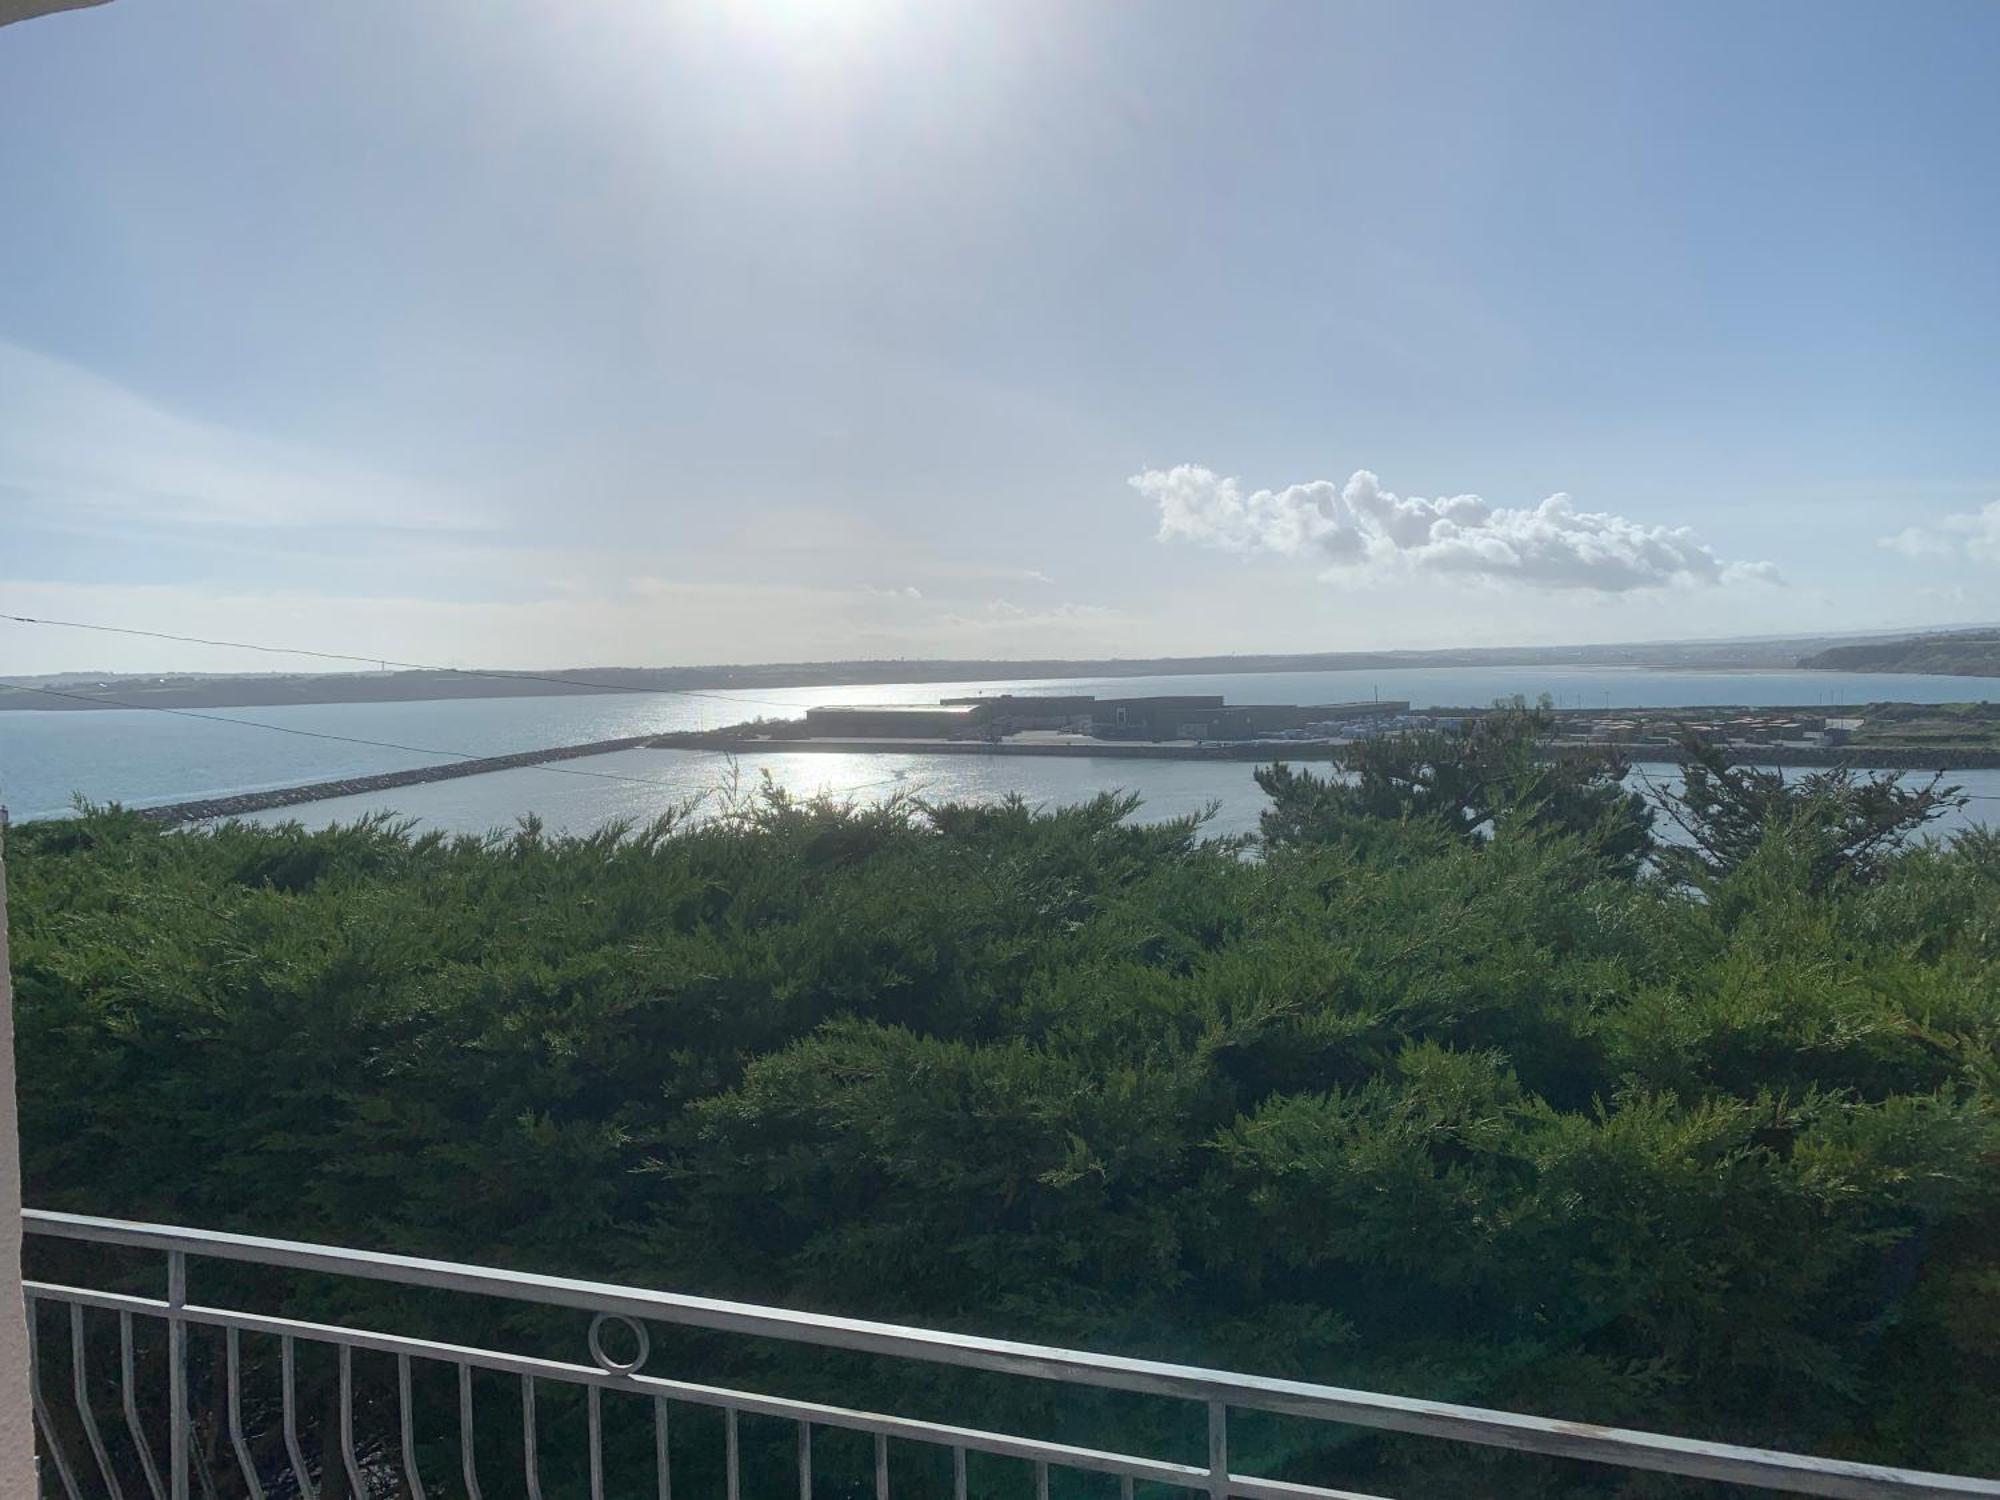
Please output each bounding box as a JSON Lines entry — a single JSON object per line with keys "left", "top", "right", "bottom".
{"left": 280, "top": 1334, "right": 316, "bottom": 1500}
{"left": 457, "top": 1363, "right": 482, "bottom": 1500}
{"left": 397, "top": 1353, "right": 427, "bottom": 1500}
{"left": 337, "top": 1346, "right": 366, "bottom": 1500}
{"left": 587, "top": 1385, "right": 604, "bottom": 1500}
{"left": 192, "top": 1429, "right": 222, "bottom": 1500}
{"left": 797, "top": 1421, "right": 812, "bottom": 1500}
{"left": 521, "top": 1375, "right": 544, "bottom": 1500}
{"left": 1034, "top": 1458, "right": 1049, "bottom": 1500}
{"left": 952, "top": 1445, "right": 967, "bottom": 1500}
{"left": 120, "top": 1310, "right": 169, "bottom": 1500}
{"left": 1120, "top": 1475, "right": 1134, "bottom": 1500}
{"left": 1207, "top": 1402, "right": 1228, "bottom": 1500}
{"left": 725, "top": 1406, "right": 741, "bottom": 1500}
{"left": 69, "top": 1302, "right": 126, "bottom": 1500}
{"left": 224, "top": 1329, "right": 262, "bottom": 1500}
{"left": 874, "top": 1431, "right": 889, "bottom": 1500}
{"left": 167, "top": 1250, "right": 188, "bottom": 1500}
{"left": 653, "top": 1397, "right": 670, "bottom": 1500}
{"left": 27, "top": 1298, "right": 86, "bottom": 1500}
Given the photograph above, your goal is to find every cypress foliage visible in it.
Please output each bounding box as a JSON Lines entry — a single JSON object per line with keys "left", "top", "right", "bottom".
{"left": 9, "top": 778, "right": 1998, "bottom": 1494}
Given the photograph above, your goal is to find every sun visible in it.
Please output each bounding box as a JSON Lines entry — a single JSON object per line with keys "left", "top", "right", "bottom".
{"left": 731, "top": 0, "right": 900, "bottom": 47}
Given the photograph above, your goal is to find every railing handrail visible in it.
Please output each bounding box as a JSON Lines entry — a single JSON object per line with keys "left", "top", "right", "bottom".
{"left": 24, "top": 1208, "right": 2000, "bottom": 1500}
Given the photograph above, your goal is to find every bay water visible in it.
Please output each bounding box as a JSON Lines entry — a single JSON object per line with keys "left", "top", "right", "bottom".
{"left": 4, "top": 665, "right": 1997, "bottom": 837}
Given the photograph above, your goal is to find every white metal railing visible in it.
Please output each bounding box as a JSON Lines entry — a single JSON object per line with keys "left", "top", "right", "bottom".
{"left": 20, "top": 1209, "right": 2000, "bottom": 1500}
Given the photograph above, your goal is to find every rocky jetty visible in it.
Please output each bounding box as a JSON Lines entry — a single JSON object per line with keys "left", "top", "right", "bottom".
{"left": 134, "top": 734, "right": 659, "bottom": 825}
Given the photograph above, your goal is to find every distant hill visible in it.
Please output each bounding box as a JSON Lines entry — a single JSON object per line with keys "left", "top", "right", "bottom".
{"left": 0, "top": 627, "right": 1978, "bottom": 711}
{"left": 1800, "top": 631, "right": 2000, "bottom": 677}
{"left": 0, "top": 643, "right": 1780, "bottom": 712}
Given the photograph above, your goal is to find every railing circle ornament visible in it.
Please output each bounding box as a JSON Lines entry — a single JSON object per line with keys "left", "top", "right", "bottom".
{"left": 587, "top": 1312, "right": 651, "bottom": 1375}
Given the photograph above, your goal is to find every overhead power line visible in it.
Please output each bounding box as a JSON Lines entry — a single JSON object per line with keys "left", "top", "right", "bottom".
{"left": 0, "top": 610, "right": 930, "bottom": 805}
{"left": 0, "top": 612, "right": 810, "bottom": 713}
{"left": 3, "top": 681, "right": 708, "bottom": 794}
{"left": 0, "top": 681, "right": 925, "bottom": 807}
{"left": 0, "top": 611, "right": 950, "bottom": 810}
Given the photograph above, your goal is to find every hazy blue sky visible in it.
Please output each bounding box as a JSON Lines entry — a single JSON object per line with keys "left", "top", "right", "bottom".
{"left": 3, "top": 0, "right": 1996, "bottom": 673}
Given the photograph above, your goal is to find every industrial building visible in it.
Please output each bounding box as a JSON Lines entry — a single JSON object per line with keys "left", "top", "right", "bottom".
{"left": 799, "top": 704, "right": 982, "bottom": 738}
{"left": 805, "top": 694, "right": 1413, "bottom": 742}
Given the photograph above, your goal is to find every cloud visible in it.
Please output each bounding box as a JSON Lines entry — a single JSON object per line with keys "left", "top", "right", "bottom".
{"left": 1131, "top": 464, "right": 1779, "bottom": 592}
{"left": 0, "top": 340, "right": 471, "bottom": 531}
{"left": 1880, "top": 501, "right": 2000, "bottom": 563}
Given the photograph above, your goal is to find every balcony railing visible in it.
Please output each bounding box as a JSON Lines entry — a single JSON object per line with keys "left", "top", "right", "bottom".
{"left": 21, "top": 1209, "right": 2000, "bottom": 1500}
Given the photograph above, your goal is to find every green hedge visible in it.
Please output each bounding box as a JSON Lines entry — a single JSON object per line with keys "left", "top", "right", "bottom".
{"left": 9, "top": 790, "right": 1999, "bottom": 1495}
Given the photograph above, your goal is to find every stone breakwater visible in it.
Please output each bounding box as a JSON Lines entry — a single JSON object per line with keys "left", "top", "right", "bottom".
{"left": 133, "top": 734, "right": 659, "bottom": 825}
{"left": 125, "top": 732, "right": 2000, "bottom": 827}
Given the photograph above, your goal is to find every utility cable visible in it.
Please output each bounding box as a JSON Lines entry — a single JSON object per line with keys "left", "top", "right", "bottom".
{"left": 0, "top": 612, "right": 812, "bottom": 713}
{"left": 0, "top": 681, "right": 923, "bottom": 804}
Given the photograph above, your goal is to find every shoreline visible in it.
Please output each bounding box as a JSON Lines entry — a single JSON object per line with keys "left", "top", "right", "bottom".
{"left": 658, "top": 734, "right": 1357, "bottom": 762}
{"left": 658, "top": 733, "right": 2000, "bottom": 771}
{"left": 112, "top": 732, "right": 2000, "bottom": 827}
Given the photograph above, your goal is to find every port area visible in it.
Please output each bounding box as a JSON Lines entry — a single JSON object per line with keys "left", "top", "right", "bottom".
{"left": 658, "top": 698, "right": 2000, "bottom": 771}
{"left": 656, "top": 730, "right": 1353, "bottom": 761}
{"left": 653, "top": 729, "right": 2000, "bottom": 768}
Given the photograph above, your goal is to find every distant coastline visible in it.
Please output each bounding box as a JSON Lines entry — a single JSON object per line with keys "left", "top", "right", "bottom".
{"left": 2, "top": 627, "right": 1976, "bottom": 713}
{"left": 1799, "top": 630, "right": 2000, "bottom": 678}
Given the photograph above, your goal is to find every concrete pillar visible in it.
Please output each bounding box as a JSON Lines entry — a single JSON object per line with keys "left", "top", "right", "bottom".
{"left": 0, "top": 814, "right": 36, "bottom": 1495}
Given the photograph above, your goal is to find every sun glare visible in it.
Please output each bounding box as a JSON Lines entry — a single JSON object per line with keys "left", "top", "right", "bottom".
{"left": 729, "top": 0, "right": 900, "bottom": 49}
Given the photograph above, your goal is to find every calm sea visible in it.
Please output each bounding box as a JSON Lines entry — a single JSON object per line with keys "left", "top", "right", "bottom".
{"left": 4, "top": 665, "right": 1997, "bottom": 836}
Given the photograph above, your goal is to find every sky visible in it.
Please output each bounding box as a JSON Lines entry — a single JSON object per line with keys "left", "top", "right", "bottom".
{"left": 2, "top": 0, "right": 1997, "bottom": 675}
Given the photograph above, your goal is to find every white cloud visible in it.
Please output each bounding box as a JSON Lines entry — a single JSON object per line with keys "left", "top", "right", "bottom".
{"left": 0, "top": 340, "right": 471, "bottom": 531}
{"left": 1131, "top": 464, "right": 1779, "bottom": 592}
{"left": 1879, "top": 501, "right": 2000, "bottom": 563}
